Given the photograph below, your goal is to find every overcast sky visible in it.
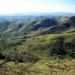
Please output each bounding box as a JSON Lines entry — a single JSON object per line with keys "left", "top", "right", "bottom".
{"left": 0, "top": 0, "right": 75, "bottom": 15}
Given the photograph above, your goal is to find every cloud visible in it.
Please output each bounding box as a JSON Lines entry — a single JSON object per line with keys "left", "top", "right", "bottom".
{"left": 0, "top": 0, "right": 74, "bottom": 15}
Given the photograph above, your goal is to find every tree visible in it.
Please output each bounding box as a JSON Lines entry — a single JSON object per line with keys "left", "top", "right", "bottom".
{"left": 0, "top": 33, "right": 8, "bottom": 59}
{"left": 69, "top": 16, "right": 75, "bottom": 27}
{"left": 49, "top": 37, "right": 66, "bottom": 58}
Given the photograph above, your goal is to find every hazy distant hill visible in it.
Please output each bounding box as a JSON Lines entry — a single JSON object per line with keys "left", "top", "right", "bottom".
{"left": 0, "top": 13, "right": 75, "bottom": 36}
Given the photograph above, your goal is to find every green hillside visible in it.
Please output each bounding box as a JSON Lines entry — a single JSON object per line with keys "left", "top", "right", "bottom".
{"left": 0, "top": 16, "right": 75, "bottom": 75}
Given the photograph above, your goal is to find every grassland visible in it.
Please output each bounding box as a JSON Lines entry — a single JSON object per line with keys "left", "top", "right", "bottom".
{"left": 0, "top": 31, "right": 75, "bottom": 75}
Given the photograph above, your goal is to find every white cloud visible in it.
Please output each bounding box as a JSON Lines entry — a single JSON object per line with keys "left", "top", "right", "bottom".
{"left": 0, "top": 0, "right": 74, "bottom": 15}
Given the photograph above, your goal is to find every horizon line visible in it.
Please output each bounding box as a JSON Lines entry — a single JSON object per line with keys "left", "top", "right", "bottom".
{"left": 0, "top": 11, "right": 75, "bottom": 16}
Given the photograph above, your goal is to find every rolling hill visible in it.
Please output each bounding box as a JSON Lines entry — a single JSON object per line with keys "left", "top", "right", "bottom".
{"left": 0, "top": 13, "right": 75, "bottom": 75}
{"left": 0, "top": 14, "right": 75, "bottom": 58}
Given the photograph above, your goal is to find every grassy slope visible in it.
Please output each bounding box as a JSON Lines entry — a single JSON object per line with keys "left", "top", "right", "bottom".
{"left": 0, "top": 32, "right": 75, "bottom": 75}
{"left": 17, "top": 31, "right": 75, "bottom": 57}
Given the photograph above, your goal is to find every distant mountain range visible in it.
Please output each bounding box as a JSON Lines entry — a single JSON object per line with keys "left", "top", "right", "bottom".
{"left": 0, "top": 12, "right": 75, "bottom": 17}
{"left": 0, "top": 14, "right": 75, "bottom": 36}
{"left": 20, "top": 12, "right": 75, "bottom": 16}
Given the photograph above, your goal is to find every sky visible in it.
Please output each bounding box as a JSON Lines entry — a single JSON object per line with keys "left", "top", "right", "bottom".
{"left": 0, "top": 0, "right": 75, "bottom": 15}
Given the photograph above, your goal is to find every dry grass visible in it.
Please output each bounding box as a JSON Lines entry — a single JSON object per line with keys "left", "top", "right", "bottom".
{"left": 0, "top": 59, "right": 75, "bottom": 75}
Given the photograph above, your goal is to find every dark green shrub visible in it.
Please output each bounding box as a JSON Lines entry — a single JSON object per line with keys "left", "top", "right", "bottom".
{"left": 18, "top": 52, "right": 40, "bottom": 63}
{"left": 3, "top": 48, "right": 40, "bottom": 63}
{"left": 49, "top": 37, "right": 66, "bottom": 57}
{"left": 49, "top": 37, "right": 75, "bottom": 58}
